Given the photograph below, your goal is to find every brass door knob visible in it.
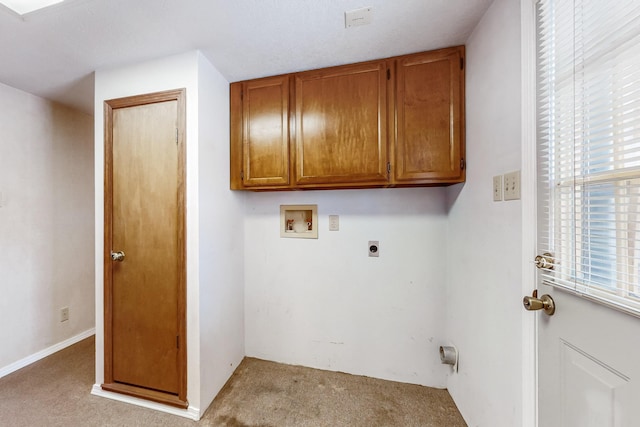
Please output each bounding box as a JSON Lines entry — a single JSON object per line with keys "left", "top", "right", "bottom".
{"left": 523, "top": 291, "right": 555, "bottom": 315}
{"left": 111, "top": 251, "right": 125, "bottom": 262}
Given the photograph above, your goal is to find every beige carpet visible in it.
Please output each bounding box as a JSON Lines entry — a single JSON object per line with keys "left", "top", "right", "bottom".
{"left": 0, "top": 336, "right": 466, "bottom": 426}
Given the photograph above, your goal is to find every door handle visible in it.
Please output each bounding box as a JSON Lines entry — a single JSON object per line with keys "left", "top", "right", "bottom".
{"left": 523, "top": 289, "right": 555, "bottom": 315}
{"left": 111, "top": 251, "right": 125, "bottom": 262}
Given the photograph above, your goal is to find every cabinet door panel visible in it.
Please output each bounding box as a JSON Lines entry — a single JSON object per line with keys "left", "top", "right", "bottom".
{"left": 242, "top": 76, "right": 290, "bottom": 187}
{"left": 295, "top": 62, "right": 389, "bottom": 186}
{"left": 394, "top": 47, "right": 465, "bottom": 183}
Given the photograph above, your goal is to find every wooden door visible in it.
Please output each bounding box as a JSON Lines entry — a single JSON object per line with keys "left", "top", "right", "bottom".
{"left": 295, "top": 61, "right": 389, "bottom": 187}
{"left": 102, "top": 89, "right": 187, "bottom": 409}
{"left": 230, "top": 75, "right": 291, "bottom": 189}
{"left": 393, "top": 46, "right": 465, "bottom": 184}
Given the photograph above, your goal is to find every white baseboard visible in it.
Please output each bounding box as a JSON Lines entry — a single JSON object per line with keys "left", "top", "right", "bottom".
{"left": 91, "top": 385, "right": 200, "bottom": 421}
{"left": 0, "top": 328, "right": 96, "bottom": 380}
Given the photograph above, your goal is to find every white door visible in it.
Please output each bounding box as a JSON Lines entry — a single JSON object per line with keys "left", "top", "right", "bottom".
{"left": 533, "top": 284, "right": 640, "bottom": 426}
{"left": 530, "top": 1, "right": 640, "bottom": 426}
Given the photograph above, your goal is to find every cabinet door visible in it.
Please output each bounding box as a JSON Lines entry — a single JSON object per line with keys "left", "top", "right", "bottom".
{"left": 295, "top": 61, "right": 389, "bottom": 186}
{"left": 231, "top": 75, "right": 290, "bottom": 188}
{"left": 393, "top": 46, "right": 465, "bottom": 183}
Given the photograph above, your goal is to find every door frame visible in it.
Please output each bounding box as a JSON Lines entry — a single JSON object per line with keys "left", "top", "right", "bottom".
{"left": 102, "top": 89, "right": 187, "bottom": 408}
{"left": 521, "top": 0, "right": 538, "bottom": 426}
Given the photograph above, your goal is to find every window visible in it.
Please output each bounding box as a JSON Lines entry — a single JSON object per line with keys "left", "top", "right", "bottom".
{"left": 537, "top": 0, "right": 640, "bottom": 316}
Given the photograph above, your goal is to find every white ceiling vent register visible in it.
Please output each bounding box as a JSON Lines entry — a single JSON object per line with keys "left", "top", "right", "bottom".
{"left": 345, "top": 7, "right": 372, "bottom": 28}
{"left": 0, "top": 0, "right": 64, "bottom": 15}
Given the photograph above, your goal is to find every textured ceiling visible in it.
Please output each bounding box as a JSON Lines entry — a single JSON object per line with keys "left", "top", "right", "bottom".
{"left": 0, "top": 0, "right": 494, "bottom": 113}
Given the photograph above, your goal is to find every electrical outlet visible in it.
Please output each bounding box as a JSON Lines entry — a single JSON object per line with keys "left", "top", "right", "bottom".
{"left": 493, "top": 175, "right": 502, "bottom": 201}
{"left": 60, "top": 307, "right": 69, "bottom": 322}
{"left": 368, "top": 241, "right": 379, "bottom": 257}
{"left": 503, "top": 170, "right": 521, "bottom": 200}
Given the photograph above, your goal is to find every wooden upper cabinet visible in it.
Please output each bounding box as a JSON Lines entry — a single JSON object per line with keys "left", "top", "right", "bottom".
{"left": 230, "top": 75, "right": 290, "bottom": 189}
{"left": 294, "top": 61, "right": 389, "bottom": 187}
{"left": 392, "top": 46, "right": 465, "bottom": 184}
{"left": 229, "top": 46, "right": 465, "bottom": 190}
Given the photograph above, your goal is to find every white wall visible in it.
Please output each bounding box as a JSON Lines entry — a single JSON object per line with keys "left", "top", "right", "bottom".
{"left": 0, "top": 82, "right": 94, "bottom": 375}
{"left": 244, "top": 187, "right": 450, "bottom": 387}
{"left": 445, "top": 0, "right": 523, "bottom": 425}
{"left": 196, "top": 53, "right": 245, "bottom": 412}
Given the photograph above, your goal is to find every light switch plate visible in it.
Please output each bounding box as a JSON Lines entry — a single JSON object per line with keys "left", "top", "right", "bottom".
{"left": 60, "top": 307, "right": 69, "bottom": 322}
{"left": 493, "top": 176, "right": 502, "bottom": 201}
{"left": 503, "top": 170, "right": 521, "bottom": 200}
{"left": 329, "top": 215, "right": 339, "bottom": 231}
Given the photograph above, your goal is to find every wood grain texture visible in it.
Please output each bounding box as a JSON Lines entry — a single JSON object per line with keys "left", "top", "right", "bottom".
{"left": 241, "top": 75, "right": 291, "bottom": 187}
{"left": 228, "top": 47, "right": 465, "bottom": 191}
{"left": 230, "top": 83, "right": 244, "bottom": 190}
{"left": 103, "top": 89, "right": 187, "bottom": 407}
{"left": 393, "top": 46, "right": 465, "bottom": 184}
{"left": 101, "top": 382, "right": 188, "bottom": 409}
{"left": 112, "top": 100, "right": 178, "bottom": 393}
{"left": 295, "top": 61, "right": 389, "bottom": 186}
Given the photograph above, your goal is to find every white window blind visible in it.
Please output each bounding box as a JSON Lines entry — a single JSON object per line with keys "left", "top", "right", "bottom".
{"left": 537, "top": 0, "right": 640, "bottom": 316}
